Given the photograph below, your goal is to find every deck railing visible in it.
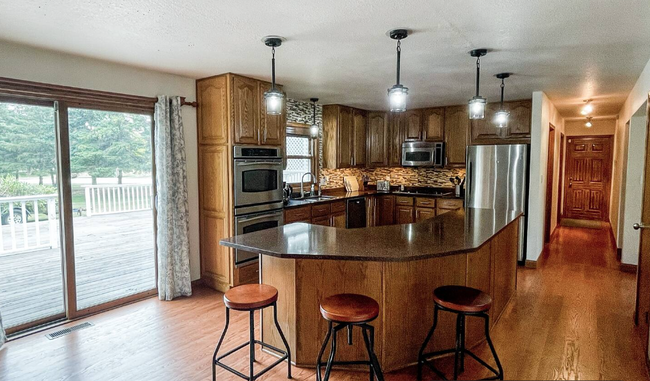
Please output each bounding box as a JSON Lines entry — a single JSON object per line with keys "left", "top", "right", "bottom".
{"left": 83, "top": 184, "right": 153, "bottom": 217}
{"left": 0, "top": 194, "right": 58, "bottom": 255}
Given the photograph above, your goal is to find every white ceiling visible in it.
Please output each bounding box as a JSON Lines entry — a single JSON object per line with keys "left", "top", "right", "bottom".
{"left": 2, "top": 0, "right": 650, "bottom": 118}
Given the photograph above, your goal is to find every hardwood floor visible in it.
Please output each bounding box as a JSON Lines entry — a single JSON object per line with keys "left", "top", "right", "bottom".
{"left": 0, "top": 225, "right": 647, "bottom": 380}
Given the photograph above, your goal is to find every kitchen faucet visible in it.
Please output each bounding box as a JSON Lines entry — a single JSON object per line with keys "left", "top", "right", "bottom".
{"left": 301, "top": 172, "right": 317, "bottom": 198}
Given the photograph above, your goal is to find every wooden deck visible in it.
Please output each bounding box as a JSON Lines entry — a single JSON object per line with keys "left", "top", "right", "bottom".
{"left": 0, "top": 211, "right": 156, "bottom": 330}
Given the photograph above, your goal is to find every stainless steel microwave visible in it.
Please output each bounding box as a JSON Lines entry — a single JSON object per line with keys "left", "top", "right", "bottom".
{"left": 401, "top": 142, "right": 445, "bottom": 167}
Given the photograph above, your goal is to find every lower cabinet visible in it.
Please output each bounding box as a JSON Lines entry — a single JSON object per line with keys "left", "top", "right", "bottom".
{"left": 396, "top": 206, "right": 415, "bottom": 224}
{"left": 436, "top": 199, "right": 464, "bottom": 216}
{"left": 284, "top": 200, "right": 348, "bottom": 228}
{"left": 312, "top": 215, "right": 331, "bottom": 226}
{"left": 233, "top": 261, "right": 259, "bottom": 286}
{"left": 376, "top": 196, "right": 395, "bottom": 226}
{"left": 415, "top": 207, "right": 436, "bottom": 222}
{"left": 331, "top": 211, "right": 346, "bottom": 228}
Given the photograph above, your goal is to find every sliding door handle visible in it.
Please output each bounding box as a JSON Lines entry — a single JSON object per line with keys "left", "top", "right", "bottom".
{"left": 633, "top": 223, "right": 650, "bottom": 230}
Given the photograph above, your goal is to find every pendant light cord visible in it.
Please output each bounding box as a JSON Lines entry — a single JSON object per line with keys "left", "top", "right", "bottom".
{"left": 500, "top": 78, "right": 505, "bottom": 108}
{"left": 271, "top": 46, "right": 276, "bottom": 90}
{"left": 312, "top": 101, "right": 317, "bottom": 125}
{"left": 396, "top": 40, "right": 401, "bottom": 86}
{"left": 475, "top": 56, "right": 481, "bottom": 97}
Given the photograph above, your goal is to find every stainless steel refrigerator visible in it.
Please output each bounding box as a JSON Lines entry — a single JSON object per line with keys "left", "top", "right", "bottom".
{"left": 465, "top": 144, "right": 529, "bottom": 262}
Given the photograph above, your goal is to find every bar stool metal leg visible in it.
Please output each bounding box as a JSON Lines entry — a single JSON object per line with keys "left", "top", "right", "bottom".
{"left": 249, "top": 310, "right": 255, "bottom": 380}
{"left": 272, "top": 302, "right": 292, "bottom": 379}
{"left": 212, "top": 307, "right": 230, "bottom": 381}
{"left": 417, "top": 305, "right": 440, "bottom": 380}
{"left": 316, "top": 321, "right": 333, "bottom": 381}
{"left": 481, "top": 313, "right": 503, "bottom": 380}
{"left": 361, "top": 324, "right": 385, "bottom": 381}
{"left": 323, "top": 324, "right": 338, "bottom": 381}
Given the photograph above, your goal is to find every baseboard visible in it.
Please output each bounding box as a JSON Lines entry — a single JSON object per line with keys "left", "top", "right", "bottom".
{"left": 525, "top": 260, "right": 538, "bottom": 269}
{"left": 191, "top": 278, "right": 204, "bottom": 287}
{"left": 620, "top": 263, "right": 638, "bottom": 273}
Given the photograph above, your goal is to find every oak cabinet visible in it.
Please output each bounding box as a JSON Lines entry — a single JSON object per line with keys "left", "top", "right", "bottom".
{"left": 197, "top": 76, "right": 228, "bottom": 145}
{"left": 388, "top": 112, "right": 404, "bottom": 166}
{"left": 423, "top": 107, "right": 445, "bottom": 142}
{"left": 376, "top": 196, "right": 395, "bottom": 226}
{"left": 352, "top": 109, "right": 367, "bottom": 167}
{"left": 258, "top": 81, "right": 286, "bottom": 146}
{"left": 232, "top": 75, "right": 259, "bottom": 145}
{"left": 437, "top": 198, "right": 464, "bottom": 216}
{"left": 323, "top": 105, "right": 356, "bottom": 169}
{"left": 415, "top": 207, "right": 436, "bottom": 222}
{"left": 444, "top": 105, "right": 469, "bottom": 166}
{"left": 469, "top": 100, "right": 532, "bottom": 145}
{"left": 396, "top": 206, "right": 415, "bottom": 224}
{"left": 403, "top": 109, "right": 423, "bottom": 141}
{"left": 285, "top": 205, "right": 311, "bottom": 224}
{"left": 312, "top": 215, "right": 331, "bottom": 226}
{"left": 331, "top": 211, "right": 346, "bottom": 228}
{"left": 367, "top": 112, "right": 389, "bottom": 167}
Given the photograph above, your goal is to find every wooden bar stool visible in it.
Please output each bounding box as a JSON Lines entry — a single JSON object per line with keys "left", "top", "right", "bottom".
{"left": 316, "top": 293, "right": 384, "bottom": 381}
{"left": 212, "top": 284, "right": 291, "bottom": 381}
{"left": 417, "top": 285, "right": 503, "bottom": 380}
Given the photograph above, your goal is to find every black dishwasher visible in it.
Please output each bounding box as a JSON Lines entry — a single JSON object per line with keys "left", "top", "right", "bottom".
{"left": 346, "top": 197, "right": 366, "bottom": 228}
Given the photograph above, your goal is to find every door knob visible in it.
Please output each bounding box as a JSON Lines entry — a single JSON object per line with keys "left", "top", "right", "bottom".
{"left": 633, "top": 223, "right": 650, "bottom": 230}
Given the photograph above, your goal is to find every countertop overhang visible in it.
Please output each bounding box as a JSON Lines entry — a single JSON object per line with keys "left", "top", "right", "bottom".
{"left": 220, "top": 207, "right": 522, "bottom": 262}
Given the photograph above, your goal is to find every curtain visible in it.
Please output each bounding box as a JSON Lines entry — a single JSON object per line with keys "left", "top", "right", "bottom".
{"left": 154, "top": 96, "right": 192, "bottom": 300}
{"left": 0, "top": 311, "right": 6, "bottom": 348}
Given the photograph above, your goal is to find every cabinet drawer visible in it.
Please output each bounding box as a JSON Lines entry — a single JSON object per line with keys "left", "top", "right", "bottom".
{"left": 437, "top": 199, "right": 463, "bottom": 210}
{"left": 311, "top": 215, "right": 331, "bottom": 226}
{"left": 330, "top": 200, "right": 346, "bottom": 213}
{"left": 285, "top": 206, "right": 311, "bottom": 223}
{"left": 415, "top": 197, "right": 436, "bottom": 208}
{"left": 312, "top": 203, "right": 331, "bottom": 217}
{"left": 395, "top": 196, "right": 414, "bottom": 206}
{"left": 236, "top": 262, "right": 259, "bottom": 286}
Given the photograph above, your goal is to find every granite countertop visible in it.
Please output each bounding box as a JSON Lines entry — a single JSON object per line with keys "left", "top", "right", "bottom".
{"left": 220, "top": 207, "right": 522, "bottom": 262}
{"left": 284, "top": 187, "right": 462, "bottom": 209}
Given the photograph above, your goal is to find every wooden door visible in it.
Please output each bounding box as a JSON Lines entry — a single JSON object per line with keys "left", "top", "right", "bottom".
{"left": 563, "top": 136, "right": 613, "bottom": 221}
{"left": 352, "top": 109, "right": 367, "bottom": 167}
{"left": 367, "top": 112, "right": 388, "bottom": 167}
{"left": 415, "top": 207, "right": 436, "bottom": 222}
{"left": 232, "top": 75, "right": 259, "bottom": 145}
{"left": 444, "top": 105, "right": 468, "bottom": 166}
{"left": 389, "top": 112, "right": 404, "bottom": 166}
{"left": 396, "top": 206, "right": 415, "bottom": 224}
{"left": 423, "top": 107, "right": 444, "bottom": 142}
{"left": 338, "top": 107, "right": 353, "bottom": 168}
{"left": 544, "top": 125, "right": 555, "bottom": 242}
{"left": 376, "top": 196, "right": 395, "bottom": 226}
{"left": 258, "top": 81, "right": 284, "bottom": 146}
{"left": 403, "top": 109, "right": 422, "bottom": 141}
{"left": 331, "top": 211, "right": 346, "bottom": 228}
{"left": 557, "top": 133, "right": 565, "bottom": 224}
{"left": 635, "top": 99, "right": 650, "bottom": 352}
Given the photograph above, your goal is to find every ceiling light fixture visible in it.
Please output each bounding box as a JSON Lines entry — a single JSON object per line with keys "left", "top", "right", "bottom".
{"left": 387, "top": 29, "right": 409, "bottom": 112}
{"left": 585, "top": 117, "right": 593, "bottom": 128}
{"left": 494, "top": 73, "right": 511, "bottom": 128}
{"left": 310, "top": 98, "right": 319, "bottom": 137}
{"left": 581, "top": 99, "right": 593, "bottom": 115}
{"left": 469, "top": 49, "right": 488, "bottom": 120}
{"left": 262, "top": 36, "right": 285, "bottom": 115}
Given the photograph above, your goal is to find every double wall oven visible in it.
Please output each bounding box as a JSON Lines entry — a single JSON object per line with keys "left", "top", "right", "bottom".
{"left": 233, "top": 146, "right": 284, "bottom": 266}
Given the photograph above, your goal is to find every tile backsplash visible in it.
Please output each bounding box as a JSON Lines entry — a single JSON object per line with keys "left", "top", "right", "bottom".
{"left": 320, "top": 167, "right": 466, "bottom": 189}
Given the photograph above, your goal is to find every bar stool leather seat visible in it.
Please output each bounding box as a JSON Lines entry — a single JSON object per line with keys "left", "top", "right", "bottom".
{"left": 224, "top": 284, "right": 278, "bottom": 310}
{"left": 433, "top": 285, "right": 492, "bottom": 313}
{"left": 319, "top": 293, "right": 380, "bottom": 323}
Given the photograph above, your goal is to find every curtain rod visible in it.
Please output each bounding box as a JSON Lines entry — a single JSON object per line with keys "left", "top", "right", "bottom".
{"left": 180, "top": 97, "right": 198, "bottom": 107}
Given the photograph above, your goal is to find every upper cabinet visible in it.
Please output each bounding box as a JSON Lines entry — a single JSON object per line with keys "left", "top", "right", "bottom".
{"left": 367, "top": 112, "right": 389, "bottom": 167}
{"left": 444, "top": 105, "right": 469, "bottom": 166}
{"left": 352, "top": 109, "right": 367, "bottom": 167}
{"left": 469, "top": 99, "right": 532, "bottom": 145}
{"left": 197, "top": 76, "right": 229, "bottom": 145}
{"left": 232, "top": 75, "right": 259, "bottom": 145}
{"left": 403, "top": 109, "right": 423, "bottom": 141}
{"left": 422, "top": 107, "right": 445, "bottom": 142}
{"left": 323, "top": 105, "right": 352, "bottom": 169}
{"left": 388, "top": 112, "right": 404, "bottom": 166}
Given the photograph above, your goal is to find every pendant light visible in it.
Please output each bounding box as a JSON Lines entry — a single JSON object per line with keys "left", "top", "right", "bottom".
{"left": 581, "top": 99, "right": 593, "bottom": 115}
{"left": 387, "top": 29, "right": 409, "bottom": 112}
{"left": 494, "top": 73, "right": 510, "bottom": 128}
{"left": 310, "top": 98, "right": 319, "bottom": 137}
{"left": 585, "top": 117, "right": 593, "bottom": 128}
{"left": 262, "top": 36, "right": 285, "bottom": 115}
{"left": 468, "top": 49, "right": 488, "bottom": 119}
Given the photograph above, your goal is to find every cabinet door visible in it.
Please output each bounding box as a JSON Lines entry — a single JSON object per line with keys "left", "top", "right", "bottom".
{"left": 312, "top": 215, "right": 331, "bottom": 226}
{"left": 376, "top": 196, "right": 395, "bottom": 226}
{"left": 423, "top": 107, "right": 445, "bottom": 142}
{"left": 415, "top": 207, "right": 436, "bottom": 222}
{"left": 389, "top": 112, "right": 404, "bottom": 166}
{"left": 507, "top": 100, "right": 532, "bottom": 139}
{"left": 444, "top": 105, "right": 469, "bottom": 166}
{"left": 396, "top": 206, "right": 415, "bottom": 224}
{"left": 331, "top": 211, "right": 346, "bottom": 228}
{"left": 232, "top": 75, "right": 259, "bottom": 145}
{"left": 352, "top": 109, "right": 367, "bottom": 167}
{"left": 338, "top": 107, "right": 353, "bottom": 168}
{"left": 470, "top": 100, "right": 532, "bottom": 144}
{"left": 259, "top": 81, "right": 285, "bottom": 146}
{"left": 197, "top": 76, "right": 229, "bottom": 145}
{"left": 403, "top": 109, "right": 422, "bottom": 141}
{"left": 367, "top": 112, "right": 388, "bottom": 167}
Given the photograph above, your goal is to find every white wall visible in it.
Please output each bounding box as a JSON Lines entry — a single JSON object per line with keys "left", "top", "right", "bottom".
{"left": 564, "top": 118, "right": 617, "bottom": 136}
{"left": 527, "top": 91, "right": 565, "bottom": 263}
{"left": 0, "top": 40, "right": 201, "bottom": 280}
{"left": 621, "top": 109, "right": 647, "bottom": 265}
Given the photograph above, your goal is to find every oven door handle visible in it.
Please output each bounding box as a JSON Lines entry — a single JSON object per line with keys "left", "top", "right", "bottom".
{"left": 236, "top": 161, "right": 282, "bottom": 167}
{"left": 238, "top": 212, "right": 282, "bottom": 223}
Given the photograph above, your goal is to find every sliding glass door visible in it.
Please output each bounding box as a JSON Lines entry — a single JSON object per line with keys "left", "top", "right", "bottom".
{"left": 0, "top": 100, "right": 66, "bottom": 333}
{"left": 0, "top": 98, "right": 157, "bottom": 334}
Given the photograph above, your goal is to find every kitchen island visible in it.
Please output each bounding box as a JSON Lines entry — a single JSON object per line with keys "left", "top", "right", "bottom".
{"left": 220, "top": 207, "right": 521, "bottom": 372}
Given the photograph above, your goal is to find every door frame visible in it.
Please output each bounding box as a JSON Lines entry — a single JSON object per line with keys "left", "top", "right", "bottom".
{"left": 557, "top": 132, "right": 565, "bottom": 224}
{"left": 544, "top": 124, "right": 555, "bottom": 243}
{"left": 562, "top": 134, "right": 614, "bottom": 222}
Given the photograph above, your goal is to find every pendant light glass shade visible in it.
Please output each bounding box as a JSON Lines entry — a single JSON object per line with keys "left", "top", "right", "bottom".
{"left": 387, "top": 29, "right": 409, "bottom": 112}
{"left": 494, "top": 73, "right": 511, "bottom": 128}
{"left": 263, "top": 36, "right": 285, "bottom": 115}
{"left": 585, "top": 117, "right": 593, "bottom": 128}
{"left": 468, "top": 49, "right": 488, "bottom": 120}
{"left": 310, "top": 98, "right": 319, "bottom": 137}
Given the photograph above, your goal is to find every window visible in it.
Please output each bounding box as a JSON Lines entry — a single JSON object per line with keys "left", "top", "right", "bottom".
{"left": 284, "top": 123, "right": 317, "bottom": 184}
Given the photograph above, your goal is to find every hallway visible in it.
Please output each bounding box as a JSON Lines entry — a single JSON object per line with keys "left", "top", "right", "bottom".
{"left": 0, "top": 226, "right": 648, "bottom": 380}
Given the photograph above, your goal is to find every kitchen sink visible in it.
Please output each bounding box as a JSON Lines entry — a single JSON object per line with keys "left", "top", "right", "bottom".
{"left": 294, "top": 195, "right": 337, "bottom": 202}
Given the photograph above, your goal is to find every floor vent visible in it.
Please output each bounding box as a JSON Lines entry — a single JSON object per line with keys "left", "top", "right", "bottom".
{"left": 45, "top": 322, "right": 94, "bottom": 340}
